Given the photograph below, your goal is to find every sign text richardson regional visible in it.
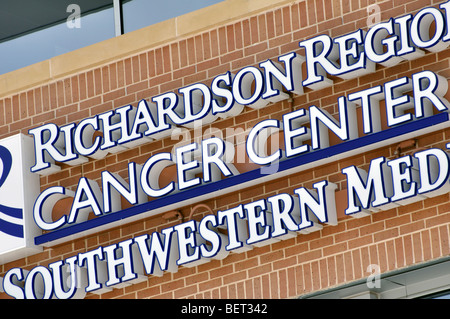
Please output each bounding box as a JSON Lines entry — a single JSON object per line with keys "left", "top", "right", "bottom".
{"left": 3, "top": 1, "right": 450, "bottom": 299}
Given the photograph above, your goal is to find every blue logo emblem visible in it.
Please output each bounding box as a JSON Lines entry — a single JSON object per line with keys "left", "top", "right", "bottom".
{"left": 0, "top": 145, "right": 23, "bottom": 238}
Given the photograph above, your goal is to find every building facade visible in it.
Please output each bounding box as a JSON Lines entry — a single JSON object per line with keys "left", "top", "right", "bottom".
{"left": 0, "top": 0, "right": 449, "bottom": 299}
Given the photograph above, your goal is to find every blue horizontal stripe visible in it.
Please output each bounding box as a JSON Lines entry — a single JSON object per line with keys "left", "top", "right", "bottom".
{"left": 35, "top": 112, "right": 450, "bottom": 245}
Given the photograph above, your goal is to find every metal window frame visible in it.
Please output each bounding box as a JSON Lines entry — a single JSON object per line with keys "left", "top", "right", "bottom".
{"left": 113, "top": 0, "right": 123, "bottom": 36}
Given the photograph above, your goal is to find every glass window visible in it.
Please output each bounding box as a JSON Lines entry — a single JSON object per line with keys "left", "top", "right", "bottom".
{"left": 0, "top": 2, "right": 115, "bottom": 75}
{"left": 122, "top": 0, "right": 224, "bottom": 33}
{"left": 423, "top": 289, "right": 450, "bottom": 299}
{"left": 0, "top": 0, "right": 225, "bottom": 75}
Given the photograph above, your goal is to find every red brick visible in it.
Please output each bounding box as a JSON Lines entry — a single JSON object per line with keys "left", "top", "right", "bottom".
{"left": 1, "top": 0, "right": 448, "bottom": 301}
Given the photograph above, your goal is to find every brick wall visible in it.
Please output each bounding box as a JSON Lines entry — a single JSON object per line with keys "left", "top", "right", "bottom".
{"left": 1, "top": 0, "right": 449, "bottom": 299}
